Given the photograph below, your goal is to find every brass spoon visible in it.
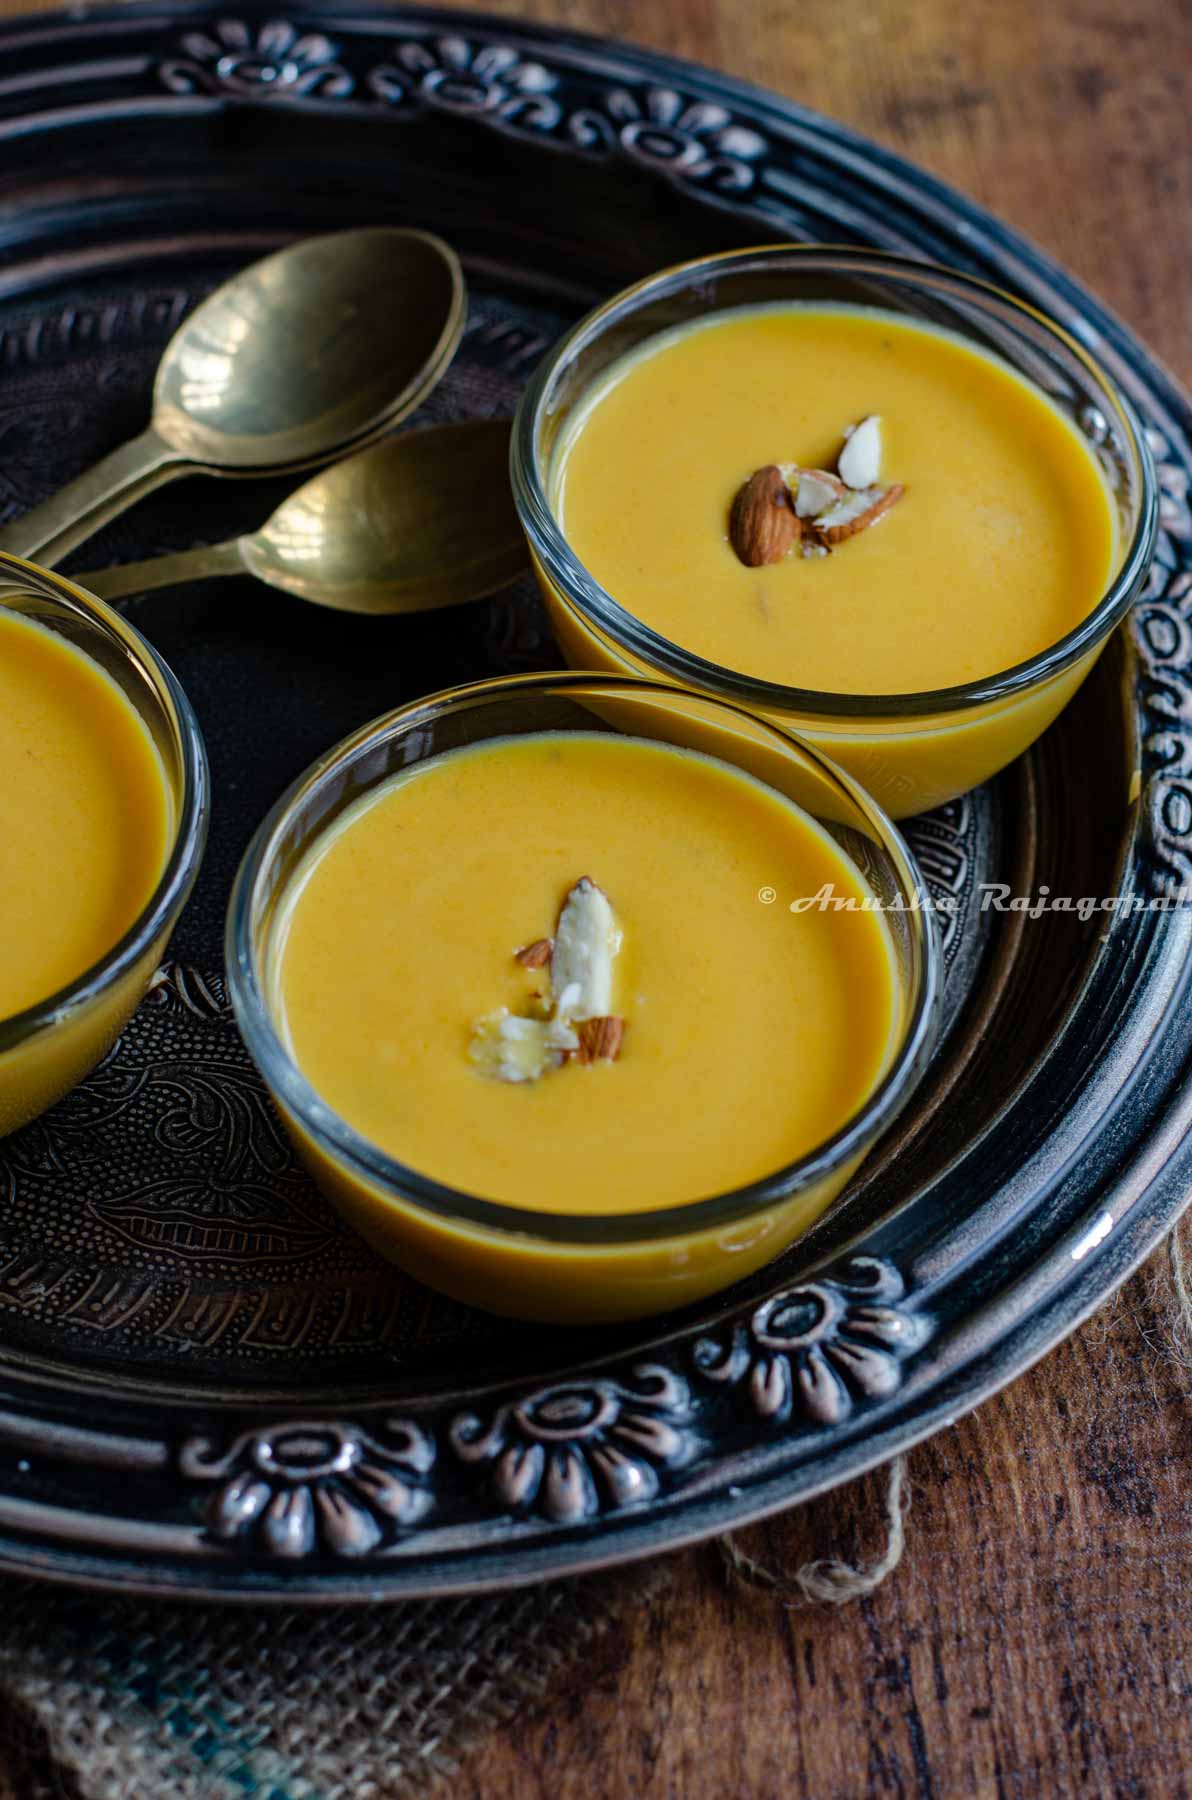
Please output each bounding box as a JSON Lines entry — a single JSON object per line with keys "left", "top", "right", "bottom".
{"left": 0, "top": 228, "right": 465, "bottom": 569}
{"left": 80, "top": 421, "right": 526, "bottom": 614}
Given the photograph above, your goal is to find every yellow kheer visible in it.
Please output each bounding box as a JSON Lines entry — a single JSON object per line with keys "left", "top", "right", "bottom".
{"left": 264, "top": 730, "right": 905, "bottom": 1318}
{"left": 0, "top": 609, "right": 172, "bottom": 1133}
{"left": 539, "top": 304, "right": 1123, "bottom": 816}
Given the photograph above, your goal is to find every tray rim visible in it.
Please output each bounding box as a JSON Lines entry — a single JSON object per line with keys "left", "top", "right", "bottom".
{"left": 0, "top": 0, "right": 1188, "bottom": 1601}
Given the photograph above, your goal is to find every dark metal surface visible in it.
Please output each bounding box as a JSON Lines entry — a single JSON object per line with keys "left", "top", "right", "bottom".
{"left": 0, "top": 2, "right": 1188, "bottom": 1600}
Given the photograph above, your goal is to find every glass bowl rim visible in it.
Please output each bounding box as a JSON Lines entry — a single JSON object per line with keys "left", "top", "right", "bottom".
{"left": 225, "top": 669, "right": 943, "bottom": 1247}
{"left": 0, "top": 554, "right": 210, "bottom": 1053}
{"left": 510, "top": 244, "right": 1160, "bottom": 721}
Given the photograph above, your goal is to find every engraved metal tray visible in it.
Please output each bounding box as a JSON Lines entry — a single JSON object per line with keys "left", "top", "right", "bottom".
{"left": 0, "top": 2, "right": 1189, "bottom": 1600}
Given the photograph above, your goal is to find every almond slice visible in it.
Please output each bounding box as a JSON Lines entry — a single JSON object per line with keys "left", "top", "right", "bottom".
{"left": 784, "top": 466, "right": 848, "bottom": 520}
{"left": 814, "top": 483, "right": 905, "bottom": 546}
{"left": 551, "top": 877, "right": 622, "bottom": 1022}
{"left": 469, "top": 1009, "right": 580, "bottom": 1082}
{"left": 575, "top": 1016, "right": 625, "bottom": 1064}
{"left": 470, "top": 1010, "right": 565, "bottom": 1083}
{"left": 838, "top": 415, "right": 882, "bottom": 490}
{"left": 729, "top": 465, "right": 800, "bottom": 567}
{"left": 473, "top": 880, "right": 624, "bottom": 1084}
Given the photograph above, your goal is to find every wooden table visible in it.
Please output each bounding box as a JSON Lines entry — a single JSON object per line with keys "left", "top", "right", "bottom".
{"left": 0, "top": 2, "right": 1187, "bottom": 1792}
{"left": 427, "top": 2, "right": 1190, "bottom": 1793}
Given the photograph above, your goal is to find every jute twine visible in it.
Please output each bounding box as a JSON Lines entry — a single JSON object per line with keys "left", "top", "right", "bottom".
{"left": 1167, "top": 1225, "right": 1192, "bottom": 1363}
{"left": 717, "top": 1456, "right": 908, "bottom": 1606}
{"left": 718, "top": 1215, "right": 1192, "bottom": 1606}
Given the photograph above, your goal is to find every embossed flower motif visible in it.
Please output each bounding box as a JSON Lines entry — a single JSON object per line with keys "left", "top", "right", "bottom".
{"left": 1148, "top": 425, "right": 1192, "bottom": 537}
{"left": 368, "top": 36, "right": 560, "bottom": 132}
{"left": 181, "top": 1419, "right": 434, "bottom": 1558}
{"left": 450, "top": 1365, "right": 694, "bottom": 1524}
{"left": 1141, "top": 424, "right": 1192, "bottom": 601}
{"left": 161, "top": 19, "right": 353, "bottom": 100}
{"left": 569, "top": 87, "right": 767, "bottom": 193}
{"left": 1124, "top": 424, "right": 1192, "bottom": 893}
{"left": 693, "top": 1257, "right": 930, "bottom": 1426}
{"left": 1136, "top": 564, "right": 1192, "bottom": 697}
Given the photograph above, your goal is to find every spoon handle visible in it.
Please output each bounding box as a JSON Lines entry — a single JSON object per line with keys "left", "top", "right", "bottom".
{"left": 81, "top": 537, "right": 247, "bottom": 601}
{"left": 0, "top": 428, "right": 184, "bottom": 568}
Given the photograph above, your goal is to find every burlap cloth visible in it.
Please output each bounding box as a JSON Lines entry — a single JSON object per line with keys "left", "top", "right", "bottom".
{"left": 0, "top": 1567, "right": 657, "bottom": 1798}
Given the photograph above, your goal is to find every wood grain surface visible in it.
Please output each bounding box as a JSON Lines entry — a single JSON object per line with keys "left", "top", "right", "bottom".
{"left": 0, "top": 1, "right": 1189, "bottom": 1795}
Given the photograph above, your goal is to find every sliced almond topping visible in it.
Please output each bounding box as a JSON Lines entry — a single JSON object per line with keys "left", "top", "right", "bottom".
{"left": 838, "top": 414, "right": 882, "bottom": 490}
{"left": 729, "top": 465, "right": 800, "bottom": 567}
{"left": 469, "top": 1010, "right": 565, "bottom": 1084}
{"left": 787, "top": 467, "right": 848, "bottom": 519}
{"left": 551, "top": 877, "right": 622, "bottom": 1023}
{"left": 814, "top": 482, "right": 905, "bottom": 546}
{"left": 472, "top": 879, "right": 624, "bottom": 1083}
{"left": 738, "top": 422, "right": 900, "bottom": 560}
{"left": 575, "top": 1016, "right": 625, "bottom": 1064}
{"left": 812, "top": 486, "right": 879, "bottom": 535}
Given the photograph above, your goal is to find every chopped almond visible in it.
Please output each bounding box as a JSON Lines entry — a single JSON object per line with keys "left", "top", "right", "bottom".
{"left": 469, "top": 1010, "right": 565, "bottom": 1083}
{"left": 814, "top": 482, "right": 905, "bottom": 546}
{"left": 838, "top": 415, "right": 883, "bottom": 490}
{"left": 551, "top": 878, "right": 622, "bottom": 1022}
{"left": 575, "top": 1016, "right": 625, "bottom": 1064}
{"left": 779, "top": 466, "right": 848, "bottom": 519}
{"left": 472, "top": 879, "right": 625, "bottom": 1084}
{"left": 729, "top": 465, "right": 799, "bottom": 566}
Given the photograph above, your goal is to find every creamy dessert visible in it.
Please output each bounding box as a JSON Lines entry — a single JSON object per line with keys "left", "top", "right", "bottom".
{"left": 0, "top": 610, "right": 169, "bottom": 1017}
{"left": 533, "top": 300, "right": 1128, "bottom": 816}
{"left": 553, "top": 305, "right": 1118, "bottom": 695}
{"left": 0, "top": 607, "right": 173, "bottom": 1134}
{"left": 267, "top": 731, "right": 901, "bottom": 1219}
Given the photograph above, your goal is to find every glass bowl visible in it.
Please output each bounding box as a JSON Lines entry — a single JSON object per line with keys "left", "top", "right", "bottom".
{"left": 511, "top": 246, "right": 1158, "bottom": 820}
{"left": 0, "top": 555, "right": 209, "bottom": 1135}
{"left": 226, "top": 672, "right": 942, "bottom": 1324}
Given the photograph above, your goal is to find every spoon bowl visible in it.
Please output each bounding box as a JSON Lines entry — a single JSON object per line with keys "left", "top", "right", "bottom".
{"left": 82, "top": 421, "right": 527, "bottom": 615}
{"left": 153, "top": 229, "right": 464, "bottom": 470}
